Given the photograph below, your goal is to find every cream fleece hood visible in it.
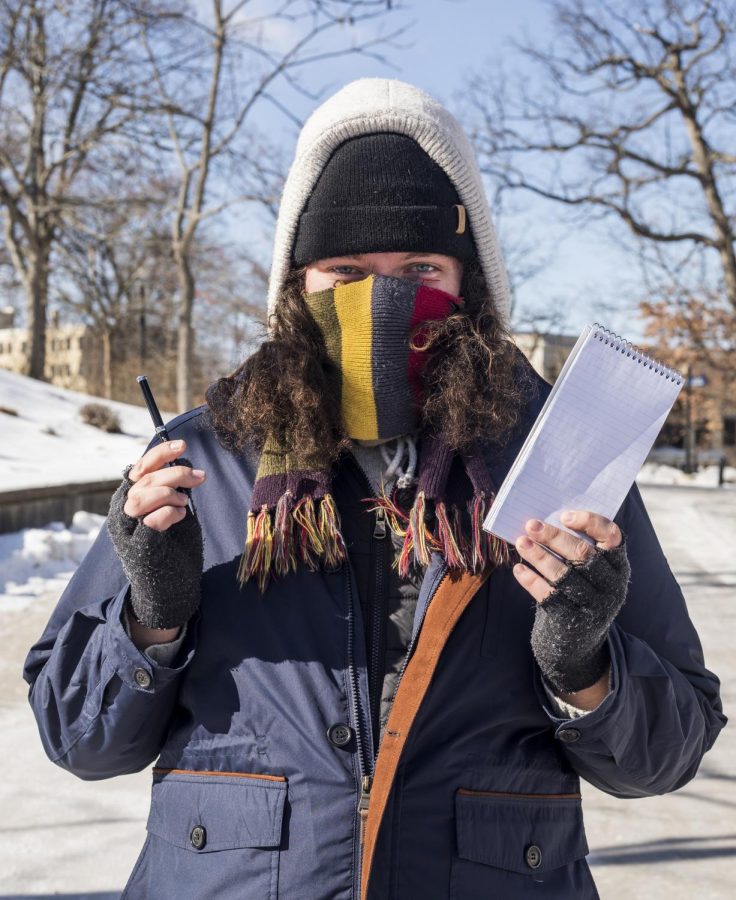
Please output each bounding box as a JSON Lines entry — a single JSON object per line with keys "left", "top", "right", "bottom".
{"left": 267, "top": 78, "right": 511, "bottom": 324}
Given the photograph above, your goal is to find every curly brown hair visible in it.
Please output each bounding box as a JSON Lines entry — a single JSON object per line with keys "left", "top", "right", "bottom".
{"left": 205, "top": 260, "right": 530, "bottom": 465}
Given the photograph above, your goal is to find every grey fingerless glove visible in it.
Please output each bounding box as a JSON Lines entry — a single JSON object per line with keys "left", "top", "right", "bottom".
{"left": 531, "top": 541, "right": 630, "bottom": 694}
{"left": 107, "top": 460, "right": 203, "bottom": 630}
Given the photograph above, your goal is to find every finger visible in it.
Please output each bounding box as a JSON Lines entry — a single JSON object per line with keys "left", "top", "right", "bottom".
{"left": 134, "top": 465, "right": 205, "bottom": 491}
{"left": 516, "top": 535, "right": 569, "bottom": 584}
{"left": 142, "top": 505, "right": 188, "bottom": 532}
{"left": 513, "top": 562, "right": 554, "bottom": 603}
{"left": 561, "top": 510, "right": 622, "bottom": 550}
{"left": 124, "top": 485, "right": 189, "bottom": 519}
{"left": 525, "top": 518, "right": 594, "bottom": 564}
{"left": 128, "top": 439, "right": 188, "bottom": 482}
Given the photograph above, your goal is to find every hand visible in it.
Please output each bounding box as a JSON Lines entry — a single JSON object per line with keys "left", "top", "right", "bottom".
{"left": 513, "top": 511, "right": 630, "bottom": 698}
{"left": 512, "top": 510, "right": 622, "bottom": 602}
{"left": 124, "top": 439, "right": 206, "bottom": 531}
{"left": 107, "top": 439, "right": 205, "bottom": 631}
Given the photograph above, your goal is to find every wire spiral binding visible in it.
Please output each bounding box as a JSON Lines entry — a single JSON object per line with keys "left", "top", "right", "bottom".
{"left": 591, "top": 324, "right": 684, "bottom": 385}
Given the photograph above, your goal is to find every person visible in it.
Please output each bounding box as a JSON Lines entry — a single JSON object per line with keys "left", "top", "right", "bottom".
{"left": 23, "top": 79, "right": 725, "bottom": 900}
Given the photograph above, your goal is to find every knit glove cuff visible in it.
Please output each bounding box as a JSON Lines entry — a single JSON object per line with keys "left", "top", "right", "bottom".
{"left": 106, "top": 461, "right": 203, "bottom": 630}
{"left": 531, "top": 540, "right": 630, "bottom": 694}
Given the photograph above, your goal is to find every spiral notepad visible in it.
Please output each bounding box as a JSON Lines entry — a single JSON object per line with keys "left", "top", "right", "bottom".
{"left": 483, "top": 324, "right": 684, "bottom": 544}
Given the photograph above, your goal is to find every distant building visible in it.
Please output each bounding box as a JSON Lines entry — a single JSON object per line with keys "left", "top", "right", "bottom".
{"left": 0, "top": 308, "right": 100, "bottom": 392}
{"left": 513, "top": 331, "right": 578, "bottom": 383}
{"left": 0, "top": 307, "right": 188, "bottom": 410}
{"left": 512, "top": 330, "right": 736, "bottom": 466}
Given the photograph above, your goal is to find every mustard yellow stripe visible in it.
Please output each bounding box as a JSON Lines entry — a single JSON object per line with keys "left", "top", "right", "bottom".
{"left": 334, "top": 277, "right": 378, "bottom": 441}
{"left": 256, "top": 434, "right": 289, "bottom": 478}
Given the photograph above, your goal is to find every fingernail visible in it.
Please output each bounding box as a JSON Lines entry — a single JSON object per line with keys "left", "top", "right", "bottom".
{"left": 192, "top": 469, "right": 205, "bottom": 478}
{"left": 170, "top": 440, "right": 182, "bottom": 452}
{"left": 517, "top": 536, "right": 533, "bottom": 550}
{"left": 528, "top": 519, "right": 543, "bottom": 532}
{"left": 561, "top": 511, "right": 575, "bottom": 524}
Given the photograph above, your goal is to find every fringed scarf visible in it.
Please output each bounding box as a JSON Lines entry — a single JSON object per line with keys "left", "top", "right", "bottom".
{"left": 239, "top": 274, "right": 510, "bottom": 591}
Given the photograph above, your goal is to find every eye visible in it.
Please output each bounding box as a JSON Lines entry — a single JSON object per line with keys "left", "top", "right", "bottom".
{"left": 410, "top": 263, "right": 438, "bottom": 273}
{"left": 328, "top": 265, "right": 363, "bottom": 275}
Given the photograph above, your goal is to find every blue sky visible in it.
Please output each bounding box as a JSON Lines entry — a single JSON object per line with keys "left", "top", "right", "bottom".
{"left": 226, "top": 0, "right": 646, "bottom": 340}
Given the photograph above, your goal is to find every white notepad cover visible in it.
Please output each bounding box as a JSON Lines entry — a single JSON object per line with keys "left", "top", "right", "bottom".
{"left": 483, "top": 325, "right": 683, "bottom": 543}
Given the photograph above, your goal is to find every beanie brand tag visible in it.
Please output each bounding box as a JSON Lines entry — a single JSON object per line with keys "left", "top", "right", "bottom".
{"left": 454, "top": 204, "right": 467, "bottom": 235}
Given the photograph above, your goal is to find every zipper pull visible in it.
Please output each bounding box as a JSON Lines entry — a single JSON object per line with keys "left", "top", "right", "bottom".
{"left": 373, "top": 507, "right": 387, "bottom": 539}
{"left": 359, "top": 775, "right": 372, "bottom": 845}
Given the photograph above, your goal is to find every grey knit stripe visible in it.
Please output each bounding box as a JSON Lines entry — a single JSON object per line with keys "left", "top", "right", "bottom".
{"left": 371, "top": 276, "right": 417, "bottom": 440}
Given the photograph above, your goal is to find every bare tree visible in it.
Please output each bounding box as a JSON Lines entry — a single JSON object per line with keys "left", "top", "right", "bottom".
{"left": 467, "top": 0, "right": 736, "bottom": 332}
{"left": 138, "top": 0, "right": 406, "bottom": 411}
{"left": 0, "top": 0, "right": 172, "bottom": 380}
{"left": 55, "top": 171, "right": 176, "bottom": 400}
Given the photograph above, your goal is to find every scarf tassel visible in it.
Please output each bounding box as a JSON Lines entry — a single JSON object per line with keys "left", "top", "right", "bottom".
{"left": 292, "top": 496, "right": 324, "bottom": 570}
{"left": 365, "top": 492, "right": 410, "bottom": 536}
{"left": 435, "top": 501, "right": 466, "bottom": 570}
{"left": 241, "top": 494, "right": 348, "bottom": 590}
{"left": 273, "top": 491, "right": 297, "bottom": 578}
{"left": 240, "top": 488, "right": 510, "bottom": 592}
{"left": 238, "top": 505, "right": 274, "bottom": 593}
{"left": 468, "top": 493, "right": 487, "bottom": 572}
{"left": 319, "top": 493, "right": 347, "bottom": 570}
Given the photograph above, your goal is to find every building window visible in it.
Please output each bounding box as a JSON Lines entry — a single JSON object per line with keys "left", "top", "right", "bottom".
{"left": 724, "top": 416, "right": 736, "bottom": 447}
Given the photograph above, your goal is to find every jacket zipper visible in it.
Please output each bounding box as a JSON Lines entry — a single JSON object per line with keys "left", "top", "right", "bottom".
{"left": 346, "top": 453, "right": 447, "bottom": 893}
{"left": 388, "top": 562, "right": 448, "bottom": 710}
{"left": 369, "top": 506, "right": 388, "bottom": 752}
{"left": 345, "top": 564, "right": 374, "bottom": 899}
{"left": 344, "top": 453, "right": 386, "bottom": 896}
{"left": 345, "top": 567, "right": 371, "bottom": 783}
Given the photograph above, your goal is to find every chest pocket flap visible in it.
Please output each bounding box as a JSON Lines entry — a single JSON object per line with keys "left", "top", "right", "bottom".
{"left": 455, "top": 789, "right": 588, "bottom": 875}
{"left": 148, "top": 770, "right": 287, "bottom": 853}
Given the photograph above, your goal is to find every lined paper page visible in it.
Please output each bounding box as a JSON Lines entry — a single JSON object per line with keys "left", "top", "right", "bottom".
{"left": 483, "top": 326, "right": 683, "bottom": 543}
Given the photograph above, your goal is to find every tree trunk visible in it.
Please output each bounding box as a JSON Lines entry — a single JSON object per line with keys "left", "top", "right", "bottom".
{"left": 23, "top": 243, "right": 49, "bottom": 380}
{"left": 101, "top": 326, "right": 113, "bottom": 399}
{"left": 176, "top": 254, "right": 195, "bottom": 412}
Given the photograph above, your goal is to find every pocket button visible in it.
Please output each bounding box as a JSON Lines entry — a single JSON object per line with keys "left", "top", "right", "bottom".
{"left": 190, "top": 824, "right": 207, "bottom": 850}
{"left": 525, "top": 844, "right": 542, "bottom": 869}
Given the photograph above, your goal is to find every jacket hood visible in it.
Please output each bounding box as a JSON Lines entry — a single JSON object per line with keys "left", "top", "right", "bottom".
{"left": 267, "top": 78, "right": 511, "bottom": 325}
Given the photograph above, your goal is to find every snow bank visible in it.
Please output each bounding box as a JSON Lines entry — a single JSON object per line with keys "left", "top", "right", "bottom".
{"left": 637, "top": 462, "right": 736, "bottom": 488}
{"left": 0, "top": 511, "right": 104, "bottom": 611}
{"left": 0, "top": 368, "right": 173, "bottom": 490}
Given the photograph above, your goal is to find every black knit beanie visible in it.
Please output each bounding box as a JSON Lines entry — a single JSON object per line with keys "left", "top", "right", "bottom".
{"left": 293, "top": 133, "right": 476, "bottom": 265}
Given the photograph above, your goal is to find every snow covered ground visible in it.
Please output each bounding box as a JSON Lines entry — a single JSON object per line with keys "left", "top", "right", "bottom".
{"left": 0, "top": 511, "right": 104, "bottom": 612}
{"left": 0, "top": 367, "right": 168, "bottom": 490}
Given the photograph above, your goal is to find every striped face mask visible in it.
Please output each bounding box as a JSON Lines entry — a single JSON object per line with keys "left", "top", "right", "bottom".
{"left": 239, "top": 274, "right": 508, "bottom": 592}
{"left": 303, "top": 274, "right": 458, "bottom": 441}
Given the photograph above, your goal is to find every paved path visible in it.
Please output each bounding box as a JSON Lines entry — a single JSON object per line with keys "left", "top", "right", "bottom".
{"left": 0, "top": 485, "right": 732, "bottom": 898}
{"left": 583, "top": 486, "right": 735, "bottom": 900}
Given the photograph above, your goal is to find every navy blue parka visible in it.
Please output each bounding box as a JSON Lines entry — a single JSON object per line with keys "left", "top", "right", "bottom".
{"left": 23, "top": 374, "right": 726, "bottom": 899}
